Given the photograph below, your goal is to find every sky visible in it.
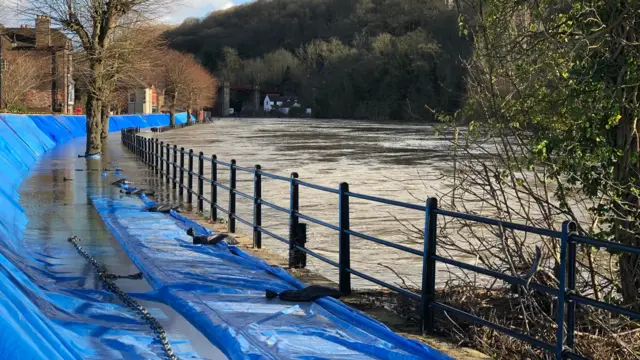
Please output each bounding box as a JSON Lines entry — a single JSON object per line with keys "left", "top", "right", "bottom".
{"left": 161, "top": 0, "right": 252, "bottom": 24}
{"left": 0, "top": 0, "right": 254, "bottom": 27}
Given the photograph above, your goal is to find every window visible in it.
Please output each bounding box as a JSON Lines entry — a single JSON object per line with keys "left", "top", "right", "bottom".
{"left": 129, "top": 91, "right": 136, "bottom": 103}
{"left": 0, "top": 59, "right": 7, "bottom": 71}
{"left": 67, "top": 82, "right": 75, "bottom": 105}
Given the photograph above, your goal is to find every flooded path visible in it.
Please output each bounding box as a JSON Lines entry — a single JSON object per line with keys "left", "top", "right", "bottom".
{"left": 19, "top": 137, "right": 226, "bottom": 359}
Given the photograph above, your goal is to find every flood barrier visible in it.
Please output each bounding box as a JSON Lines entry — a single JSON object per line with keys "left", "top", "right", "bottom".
{"left": 87, "top": 183, "right": 448, "bottom": 359}
{"left": 0, "top": 112, "right": 193, "bottom": 358}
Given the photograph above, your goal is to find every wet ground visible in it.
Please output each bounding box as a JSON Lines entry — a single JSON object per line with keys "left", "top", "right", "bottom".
{"left": 19, "top": 137, "right": 227, "bottom": 359}
{"left": 146, "top": 118, "right": 457, "bottom": 288}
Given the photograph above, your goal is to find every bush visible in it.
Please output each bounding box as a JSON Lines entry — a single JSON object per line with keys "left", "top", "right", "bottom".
{"left": 5, "top": 105, "right": 29, "bottom": 114}
{"left": 287, "top": 106, "right": 306, "bottom": 118}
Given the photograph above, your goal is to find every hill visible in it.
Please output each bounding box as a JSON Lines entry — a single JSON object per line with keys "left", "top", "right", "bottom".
{"left": 166, "top": 0, "right": 471, "bottom": 120}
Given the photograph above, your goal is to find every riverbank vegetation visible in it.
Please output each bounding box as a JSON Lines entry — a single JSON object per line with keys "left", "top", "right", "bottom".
{"left": 423, "top": 0, "right": 640, "bottom": 358}
{"left": 166, "top": 0, "right": 471, "bottom": 121}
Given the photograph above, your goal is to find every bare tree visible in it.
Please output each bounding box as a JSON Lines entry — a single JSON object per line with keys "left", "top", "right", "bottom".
{"left": 24, "top": 0, "right": 174, "bottom": 155}
{"left": 183, "top": 59, "right": 217, "bottom": 123}
{"left": 161, "top": 49, "right": 192, "bottom": 127}
{"left": 0, "top": 52, "right": 50, "bottom": 110}
{"left": 159, "top": 49, "right": 216, "bottom": 126}
{"left": 98, "top": 24, "right": 167, "bottom": 137}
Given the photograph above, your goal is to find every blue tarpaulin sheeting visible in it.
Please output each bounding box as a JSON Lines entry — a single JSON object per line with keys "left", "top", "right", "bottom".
{"left": 1, "top": 114, "right": 56, "bottom": 158}
{"left": 0, "top": 113, "right": 199, "bottom": 358}
{"left": 142, "top": 114, "right": 167, "bottom": 127}
{"left": 28, "top": 115, "right": 74, "bottom": 145}
{"left": 55, "top": 115, "right": 87, "bottom": 137}
{"left": 89, "top": 189, "right": 450, "bottom": 360}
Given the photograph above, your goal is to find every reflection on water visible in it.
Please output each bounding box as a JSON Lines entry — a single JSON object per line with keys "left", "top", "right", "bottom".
{"left": 147, "top": 118, "right": 456, "bottom": 288}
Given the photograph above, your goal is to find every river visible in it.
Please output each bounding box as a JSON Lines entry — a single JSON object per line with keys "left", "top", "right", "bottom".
{"left": 145, "top": 118, "right": 458, "bottom": 289}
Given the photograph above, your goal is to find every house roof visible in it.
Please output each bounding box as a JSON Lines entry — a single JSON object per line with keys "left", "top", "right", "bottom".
{"left": 267, "top": 95, "right": 298, "bottom": 103}
{"left": 1, "top": 27, "right": 69, "bottom": 49}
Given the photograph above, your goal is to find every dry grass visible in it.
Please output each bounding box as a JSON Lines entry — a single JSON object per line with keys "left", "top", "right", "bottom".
{"left": 349, "top": 286, "right": 640, "bottom": 360}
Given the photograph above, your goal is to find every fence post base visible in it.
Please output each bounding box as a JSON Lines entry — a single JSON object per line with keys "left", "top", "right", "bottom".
{"left": 288, "top": 223, "right": 307, "bottom": 268}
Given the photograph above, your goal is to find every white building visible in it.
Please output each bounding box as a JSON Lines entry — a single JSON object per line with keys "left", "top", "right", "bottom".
{"left": 264, "top": 94, "right": 300, "bottom": 114}
{"left": 127, "top": 88, "right": 153, "bottom": 114}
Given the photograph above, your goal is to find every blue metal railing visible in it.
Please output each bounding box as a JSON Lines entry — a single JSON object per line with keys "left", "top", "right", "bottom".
{"left": 121, "top": 129, "right": 640, "bottom": 359}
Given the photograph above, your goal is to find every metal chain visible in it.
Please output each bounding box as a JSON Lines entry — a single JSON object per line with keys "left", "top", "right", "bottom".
{"left": 104, "top": 272, "right": 144, "bottom": 280}
{"left": 68, "top": 236, "right": 178, "bottom": 360}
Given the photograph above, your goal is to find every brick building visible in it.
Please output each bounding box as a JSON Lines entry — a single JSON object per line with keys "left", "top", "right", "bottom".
{"left": 0, "top": 16, "right": 73, "bottom": 113}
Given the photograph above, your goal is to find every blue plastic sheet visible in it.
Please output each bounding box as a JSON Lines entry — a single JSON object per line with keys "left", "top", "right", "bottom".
{"left": 0, "top": 113, "right": 205, "bottom": 359}
{"left": 54, "top": 115, "right": 87, "bottom": 137}
{"left": 1, "top": 114, "right": 56, "bottom": 157}
{"left": 175, "top": 112, "right": 195, "bottom": 124}
{"left": 28, "top": 115, "right": 74, "bottom": 145}
{"left": 110, "top": 115, "right": 147, "bottom": 131}
{"left": 0, "top": 117, "right": 39, "bottom": 177}
{"left": 91, "top": 189, "right": 450, "bottom": 360}
{"left": 0, "top": 120, "right": 149, "bottom": 359}
{"left": 142, "top": 114, "right": 167, "bottom": 127}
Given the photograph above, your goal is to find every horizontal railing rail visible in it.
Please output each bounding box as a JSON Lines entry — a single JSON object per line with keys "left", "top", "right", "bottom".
{"left": 121, "top": 129, "right": 640, "bottom": 359}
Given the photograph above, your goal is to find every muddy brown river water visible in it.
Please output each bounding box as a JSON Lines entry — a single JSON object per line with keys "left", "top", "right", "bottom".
{"left": 145, "top": 118, "right": 457, "bottom": 288}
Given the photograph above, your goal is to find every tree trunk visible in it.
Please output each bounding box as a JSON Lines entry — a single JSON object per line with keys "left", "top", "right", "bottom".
{"left": 100, "top": 104, "right": 111, "bottom": 139}
{"left": 85, "top": 93, "right": 103, "bottom": 156}
{"left": 610, "top": 15, "right": 640, "bottom": 310}
{"left": 169, "top": 91, "right": 177, "bottom": 127}
{"left": 85, "top": 59, "right": 105, "bottom": 156}
{"left": 614, "top": 109, "right": 640, "bottom": 310}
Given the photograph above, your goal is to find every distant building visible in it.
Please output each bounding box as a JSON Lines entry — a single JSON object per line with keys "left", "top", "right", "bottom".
{"left": 0, "top": 16, "right": 73, "bottom": 113}
{"left": 127, "top": 87, "right": 152, "bottom": 114}
{"left": 264, "top": 94, "right": 300, "bottom": 114}
{"left": 127, "top": 84, "right": 163, "bottom": 114}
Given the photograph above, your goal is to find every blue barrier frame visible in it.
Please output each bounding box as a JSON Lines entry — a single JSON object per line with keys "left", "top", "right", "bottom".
{"left": 122, "top": 129, "right": 640, "bottom": 359}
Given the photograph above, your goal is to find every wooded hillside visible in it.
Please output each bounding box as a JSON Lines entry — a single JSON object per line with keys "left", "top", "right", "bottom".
{"left": 166, "top": 0, "right": 471, "bottom": 120}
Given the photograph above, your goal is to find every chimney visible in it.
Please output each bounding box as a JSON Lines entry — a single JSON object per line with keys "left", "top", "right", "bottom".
{"left": 35, "top": 15, "right": 51, "bottom": 48}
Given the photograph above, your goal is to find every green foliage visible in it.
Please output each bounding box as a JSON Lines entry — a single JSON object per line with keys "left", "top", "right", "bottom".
{"left": 5, "top": 104, "right": 29, "bottom": 114}
{"left": 287, "top": 106, "right": 306, "bottom": 118}
{"left": 166, "top": 0, "right": 471, "bottom": 121}
{"left": 217, "top": 47, "right": 242, "bottom": 83}
{"left": 461, "top": 0, "right": 640, "bottom": 306}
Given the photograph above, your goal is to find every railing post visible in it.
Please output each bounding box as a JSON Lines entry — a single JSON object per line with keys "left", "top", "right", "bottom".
{"left": 166, "top": 144, "right": 171, "bottom": 184}
{"left": 172, "top": 145, "right": 178, "bottom": 189}
{"left": 338, "top": 182, "right": 351, "bottom": 294}
{"left": 160, "top": 141, "right": 165, "bottom": 176}
{"left": 421, "top": 197, "right": 438, "bottom": 334}
{"left": 154, "top": 139, "right": 159, "bottom": 175}
{"left": 210, "top": 155, "right": 217, "bottom": 222}
{"left": 556, "top": 220, "right": 575, "bottom": 358}
{"left": 228, "top": 160, "right": 237, "bottom": 232}
{"left": 179, "top": 148, "right": 185, "bottom": 196}
{"left": 187, "top": 150, "right": 194, "bottom": 204}
{"left": 288, "top": 173, "right": 300, "bottom": 267}
{"left": 144, "top": 138, "right": 148, "bottom": 165}
{"left": 566, "top": 221, "right": 577, "bottom": 353}
{"left": 197, "top": 152, "right": 204, "bottom": 212}
{"left": 253, "top": 165, "right": 262, "bottom": 248}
